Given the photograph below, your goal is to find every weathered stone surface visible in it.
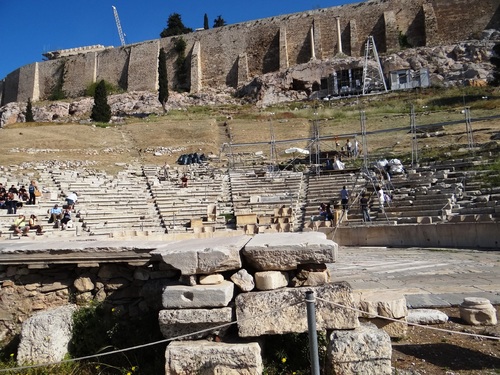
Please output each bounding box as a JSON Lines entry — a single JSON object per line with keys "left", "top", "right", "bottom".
{"left": 73, "top": 276, "right": 94, "bottom": 292}
{"left": 360, "top": 317, "right": 408, "bottom": 339}
{"left": 152, "top": 236, "right": 250, "bottom": 275}
{"left": 357, "top": 290, "right": 408, "bottom": 319}
{"left": 254, "top": 271, "right": 289, "bottom": 290}
{"left": 326, "top": 323, "right": 392, "bottom": 375}
{"left": 159, "top": 308, "right": 233, "bottom": 340}
{"left": 407, "top": 309, "right": 449, "bottom": 325}
{"left": 165, "top": 341, "right": 263, "bottom": 375}
{"left": 460, "top": 297, "right": 497, "bottom": 326}
{"left": 199, "top": 274, "right": 224, "bottom": 285}
{"left": 17, "top": 305, "right": 77, "bottom": 365}
{"left": 162, "top": 281, "right": 234, "bottom": 309}
{"left": 230, "top": 269, "right": 255, "bottom": 292}
{"left": 235, "top": 282, "right": 358, "bottom": 337}
{"left": 242, "top": 232, "right": 337, "bottom": 271}
{"left": 290, "top": 266, "right": 330, "bottom": 287}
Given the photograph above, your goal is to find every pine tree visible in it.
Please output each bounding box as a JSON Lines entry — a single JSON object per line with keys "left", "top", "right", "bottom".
{"left": 25, "top": 98, "right": 34, "bottom": 122}
{"left": 204, "top": 14, "right": 209, "bottom": 30}
{"left": 160, "top": 13, "right": 193, "bottom": 38}
{"left": 91, "top": 80, "right": 111, "bottom": 123}
{"left": 158, "top": 48, "right": 169, "bottom": 113}
{"left": 213, "top": 15, "right": 227, "bottom": 28}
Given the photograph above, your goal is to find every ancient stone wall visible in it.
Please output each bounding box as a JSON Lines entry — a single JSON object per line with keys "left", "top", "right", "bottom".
{"left": 1, "top": 0, "right": 498, "bottom": 106}
{"left": 63, "top": 53, "right": 97, "bottom": 98}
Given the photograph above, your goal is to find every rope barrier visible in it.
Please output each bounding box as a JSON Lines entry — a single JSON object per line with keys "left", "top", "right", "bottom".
{"left": 2, "top": 291, "right": 498, "bottom": 372}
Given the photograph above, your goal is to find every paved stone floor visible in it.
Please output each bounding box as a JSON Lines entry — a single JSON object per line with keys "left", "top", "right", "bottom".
{"left": 329, "top": 246, "right": 500, "bottom": 308}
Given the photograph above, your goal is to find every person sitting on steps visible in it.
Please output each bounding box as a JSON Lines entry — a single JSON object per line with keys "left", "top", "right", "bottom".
{"left": 28, "top": 214, "right": 44, "bottom": 235}
{"left": 48, "top": 204, "right": 63, "bottom": 228}
{"left": 60, "top": 209, "right": 72, "bottom": 230}
{"left": 11, "top": 214, "right": 29, "bottom": 236}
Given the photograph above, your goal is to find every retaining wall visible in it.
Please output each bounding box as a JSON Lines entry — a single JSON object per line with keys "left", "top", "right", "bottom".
{"left": 332, "top": 222, "right": 500, "bottom": 249}
{"left": 1, "top": 0, "right": 498, "bottom": 105}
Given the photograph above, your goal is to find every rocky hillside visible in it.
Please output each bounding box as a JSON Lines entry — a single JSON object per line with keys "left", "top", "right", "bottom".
{"left": 1, "top": 36, "right": 498, "bottom": 127}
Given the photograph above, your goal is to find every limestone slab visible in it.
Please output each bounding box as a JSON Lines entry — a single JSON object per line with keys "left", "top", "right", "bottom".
{"left": 235, "top": 282, "right": 358, "bottom": 337}
{"left": 152, "top": 236, "right": 251, "bottom": 274}
{"left": 357, "top": 290, "right": 408, "bottom": 319}
{"left": 242, "top": 232, "right": 338, "bottom": 271}
{"left": 162, "top": 281, "right": 234, "bottom": 308}
{"left": 165, "top": 341, "right": 263, "bottom": 375}
{"left": 159, "top": 308, "right": 233, "bottom": 340}
{"left": 326, "top": 323, "right": 392, "bottom": 375}
{"left": 407, "top": 309, "right": 448, "bottom": 324}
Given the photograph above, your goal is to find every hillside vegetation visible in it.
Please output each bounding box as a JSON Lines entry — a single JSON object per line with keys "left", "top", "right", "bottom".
{"left": 1, "top": 87, "right": 499, "bottom": 175}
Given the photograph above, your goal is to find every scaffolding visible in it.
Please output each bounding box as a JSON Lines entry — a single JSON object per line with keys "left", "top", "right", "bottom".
{"left": 362, "top": 36, "right": 388, "bottom": 95}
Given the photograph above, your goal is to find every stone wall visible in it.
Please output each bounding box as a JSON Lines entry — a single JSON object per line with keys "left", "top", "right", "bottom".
{"left": 333, "top": 222, "right": 500, "bottom": 249}
{"left": 1, "top": 0, "right": 498, "bottom": 105}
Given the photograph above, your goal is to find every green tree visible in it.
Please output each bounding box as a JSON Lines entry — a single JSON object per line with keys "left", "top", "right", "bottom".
{"left": 490, "top": 43, "right": 500, "bottom": 86}
{"left": 25, "top": 98, "right": 34, "bottom": 122}
{"left": 160, "top": 13, "right": 193, "bottom": 38}
{"left": 158, "top": 47, "right": 169, "bottom": 113}
{"left": 174, "top": 37, "right": 188, "bottom": 90}
{"left": 204, "top": 13, "right": 209, "bottom": 30}
{"left": 91, "top": 80, "right": 111, "bottom": 123}
{"left": 213, "top": 15, "right": 227, "bottom": 28}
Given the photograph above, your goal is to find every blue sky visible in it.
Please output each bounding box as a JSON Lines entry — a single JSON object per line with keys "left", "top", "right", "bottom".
{"left": 0, "top": 0, "right": 360, "bottom": 79}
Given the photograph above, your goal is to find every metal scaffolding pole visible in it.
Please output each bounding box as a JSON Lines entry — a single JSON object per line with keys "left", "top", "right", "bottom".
{"left": 360, "top": 110, "right": 368, "bottom": 170}
{"left": 464, "top": 106, "right": 474, "bottom": 151}
{"left": 410, "top": 104, "right": 418, "bottom": 168}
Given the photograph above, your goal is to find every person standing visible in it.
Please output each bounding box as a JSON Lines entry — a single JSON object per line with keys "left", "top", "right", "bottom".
{"left": 360, "top": 192, "right": 371, "bottom": 222}
{"left": 340, "top": 186, "right": 349, "bottom": 211}
{"left": 377, "top": 186, "right": 386, "bottom": 212}
{"left": 28, "top": 180, "right": 37, "bottom": 205}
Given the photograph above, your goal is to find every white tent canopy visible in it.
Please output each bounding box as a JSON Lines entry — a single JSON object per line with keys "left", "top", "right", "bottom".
{"left": 284, "top": 147, "right": 310, "bottom": 155}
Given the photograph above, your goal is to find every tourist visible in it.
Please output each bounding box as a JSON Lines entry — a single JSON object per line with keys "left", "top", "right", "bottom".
{"left": 28, "top": 180, "right": 38, "bottom": 205}
{"left": 5, "top": 192, "right": 18, "bottom": 215}
{"left": 318, "top": 203, "right": 327, "bottom": 218}
{"left": 18, "top": 185, "right": 29, "bottom": 201}
{"left": 48, "top": 204, "right": 63, "bottom": 227}
{"left": 11, "top": 214, "right": 29, "bottom": 236}
{"left": 325, "top": 203, "right": 334, "bottom": 221}
{"left": 28, "top": 214, "right": 44, "bottom": 235}
{"left": 377, "top": 186, "right": 385, "bottom": 212}
{"left": 60, "top": 209, "right": 72, "bottom": 230}
{"left": 345, "top": 139, "right": 352, "bottom": 157}
{"left": 65, "top": 192, "right": 78, "bottom": 210}
{"left": 340, "top": 186, "right": 349, "bottom": 211}
{"left": 180, "top": 174, "right": 188, "bottom": 188}
{"left": 360, "top": 192, "right": 371, "bottom": 222}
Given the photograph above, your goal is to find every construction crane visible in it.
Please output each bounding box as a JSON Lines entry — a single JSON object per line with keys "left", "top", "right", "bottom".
{"left": 112, "top": 5, "right": 126, "bottom": 46}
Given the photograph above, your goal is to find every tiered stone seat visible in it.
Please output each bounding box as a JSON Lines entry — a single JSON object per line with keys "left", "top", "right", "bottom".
{"left": 145, "top": 165, "right": 232, "bottom": 234}
{"left": 50, "top": 168, "right": 164, "bottom": 237}
{"left": 228, "top": 170, "right": 304, "bottom": 233}
{"left": 301, "top": 171, "right": 366, "bottom": 229}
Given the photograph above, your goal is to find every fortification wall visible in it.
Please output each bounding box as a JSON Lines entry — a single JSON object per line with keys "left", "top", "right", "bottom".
{"left": 95, "top": 47, "right": 130, "bottom": 91}
{"left": 1, "top": 0, "right": 498, "bottom": 106}
{"left": 128, "top": 40, "right": 159, "bottom": 92}
{"left": 37, "top": 59, "right": 64, "bottom": 101}
{"left": 63, "top": 53, "right": 97, "bottom": 97}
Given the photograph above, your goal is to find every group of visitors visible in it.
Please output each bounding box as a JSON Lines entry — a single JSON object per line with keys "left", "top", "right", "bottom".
{"left": 7, "top": 184, "right": 78, "bottom": 237}
{"left": 315, "top": 184, "right": 391, "bottom": 224}
{"left": 0, "top": 181, "right": 40, "bottom": 215}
